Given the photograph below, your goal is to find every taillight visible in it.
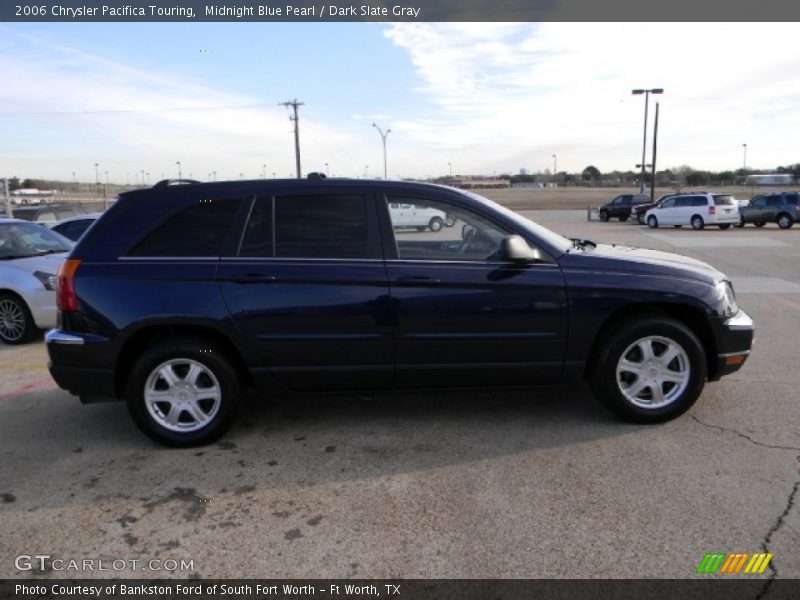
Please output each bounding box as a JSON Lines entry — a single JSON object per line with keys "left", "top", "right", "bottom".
{"left": 709, "top": 205, "right": 716, "bottom": 215}
{"left": 56, "top": 259, "right": 82, "bottom": 312}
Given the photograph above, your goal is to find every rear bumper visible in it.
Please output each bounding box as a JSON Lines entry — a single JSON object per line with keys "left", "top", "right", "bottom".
{"left": 709, "top": 310, "right": 755, "bottom": 381}
{"left": 46, "top": 329, "right": 117, "bottom": 399}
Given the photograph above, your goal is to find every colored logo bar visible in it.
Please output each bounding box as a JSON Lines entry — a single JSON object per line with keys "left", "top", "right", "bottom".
{"left": 696, "top": 552, "right": 772, "bottom": 574}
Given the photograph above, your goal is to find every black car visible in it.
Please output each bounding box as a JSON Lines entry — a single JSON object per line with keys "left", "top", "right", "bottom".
{"left": 736, "top": 192, "right": 799, "bottom": 229}
{"left": 46, "top": 177, "right": 754, "bottom": 446}
{"left": 598, "top": 194, "right": 650, "bottom": 222}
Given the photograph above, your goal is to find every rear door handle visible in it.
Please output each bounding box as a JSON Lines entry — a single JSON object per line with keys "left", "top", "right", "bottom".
{"left": 394, "top": 275, "right": 441, "bottom": 285}
{"left": 228, "top": 274, "right": 277, "bottom": 284}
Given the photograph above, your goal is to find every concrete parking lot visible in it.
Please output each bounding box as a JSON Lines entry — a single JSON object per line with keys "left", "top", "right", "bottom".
{"left": 0, "top": 211, "right": 798, "bottom": 581}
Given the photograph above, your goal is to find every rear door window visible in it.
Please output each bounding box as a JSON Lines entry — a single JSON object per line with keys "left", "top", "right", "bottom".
{"left": 275, "top": 194, "right": 377, "bottom": 259}
{"left": 129, "top": 198, "right": 242, "bottom": 257}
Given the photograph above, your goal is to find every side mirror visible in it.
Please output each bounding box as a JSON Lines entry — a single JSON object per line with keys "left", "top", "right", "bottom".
{"left": 461, "top": 224, "right": 476, "bottom": 240}
{"left": 500, "top": 235, "right": 541, "bottom": 263}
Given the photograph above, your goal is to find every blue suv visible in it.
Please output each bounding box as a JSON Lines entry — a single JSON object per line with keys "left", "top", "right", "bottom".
{"left": 46, "top": 177, "right": 754, "bottom": 446}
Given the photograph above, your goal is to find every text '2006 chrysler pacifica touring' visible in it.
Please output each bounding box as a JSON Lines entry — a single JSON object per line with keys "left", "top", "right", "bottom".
{"left": 46, "top": 177, "right": 754, "bottom": 446}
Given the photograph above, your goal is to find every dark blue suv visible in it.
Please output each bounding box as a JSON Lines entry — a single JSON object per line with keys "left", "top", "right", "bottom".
{"left": 46, "top": 177, "right": 754, "bottom": 446}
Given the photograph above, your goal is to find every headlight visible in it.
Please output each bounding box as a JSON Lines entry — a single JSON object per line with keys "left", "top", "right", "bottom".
{"left": 33, "top": 270, "right": 57, "bottom": 291}
{"left": 716, "top": 280, "right": 737, "bottom": 316}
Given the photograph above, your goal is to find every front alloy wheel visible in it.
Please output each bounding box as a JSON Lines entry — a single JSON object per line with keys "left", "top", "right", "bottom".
{"left": 590, "top": 317, "right": 706, "bottom": 422}
{"left": 0, "top": 293, "right": 36, "bottom": 344}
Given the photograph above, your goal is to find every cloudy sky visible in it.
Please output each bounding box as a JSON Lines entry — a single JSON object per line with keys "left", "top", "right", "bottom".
{"left": 1, "top": 22, "right": 798, "bottom": 183}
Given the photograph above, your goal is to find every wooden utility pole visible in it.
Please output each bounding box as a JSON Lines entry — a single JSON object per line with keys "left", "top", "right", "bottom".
{"left": 3, "top": 178, "right": 12, "bottom": 218}
{"left": 280, "top": 99, "right": 304, "bottom": 178}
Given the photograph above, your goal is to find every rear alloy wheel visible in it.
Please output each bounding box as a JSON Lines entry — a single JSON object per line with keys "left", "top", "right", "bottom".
{"left": 429, "top": 217, "right": 443, "bottom": 232}
{"left": 777, "top": 213, "right": 794, "bottom": 229}
{"left": 691, "top": 215, "right": 705, "bottom": 230}
{"left": 0, "top": 293, "right": 36, "bottom": 345}
{"left": 637, "top": 213, "right": 645, "bottom": 225}
{"left": 126, "top": 337, "right": 241, "bottom": 446}
{"left": 647, "top": 216, "right": 658, "bottom": 229}
{"left": 599, "top": 210, "right": 609, "bottom": 222}
{"left": 590, "top": 317, "right": 706, "bottom": 423}
{"left": 619, "top": 216, "right": 628, "bottom": 222}
{"left": 719, "top": 224, "right": 731, "bottom": 230}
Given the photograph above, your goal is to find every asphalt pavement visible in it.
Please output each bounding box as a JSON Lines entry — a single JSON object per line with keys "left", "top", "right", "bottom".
{"left": 0, "top": 211, "right": 797, "bottom": 581}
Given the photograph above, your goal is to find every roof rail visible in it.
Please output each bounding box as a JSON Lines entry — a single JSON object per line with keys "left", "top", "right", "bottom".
{"left": 307, "top": 172, "right": 327, "bottom": 181}
{"left": 152, "top": 179, "right": 202, "bottom": 188}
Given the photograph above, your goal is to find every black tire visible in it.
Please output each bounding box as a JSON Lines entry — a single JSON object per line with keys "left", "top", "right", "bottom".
{"left": 733, "top": 216, "right": 745, "bottom": 228}
{"left": 755, "top": 222, "right": 766, "bottom": 228}
{"left": 691, "top": 215, "right": 704, "bottom": 230}
{"left": 619, "top": 216, "right": 628, "bottom": 222}
{"left": 599, "top": 210, "right": 609, "bottom": 222}
{"left": 0, "top": 292, "right": 37, "bottom": 345}
{"left": 647, "top": 216, "right": 658, "bottom": 229}
{"left": 429, "top": 217, "right": 443, "bottom": 232}
{"left": 415, "top": 226, "right": 426, "bottom": 232}
{"left": 125, "top": 337, "right": 241, "bottom": 447}
{"left": 590, "top": 317, "right": 707, "bottom": 423}
{"left": 718, "top": 224, "right": 731, "bottom": 230}
{"left": 637, "top": 213, "right": 645, "bottom": 225}
{"left": 444, "top": 214, "right": 456, "bottom": 227}
{"left": 776, "top": 213, "right": 794, "bottom": 229}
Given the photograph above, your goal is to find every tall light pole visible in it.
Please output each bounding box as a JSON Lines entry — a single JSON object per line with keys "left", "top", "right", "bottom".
{"left": 262, "top": 164, "right": 266, "bottom": 178}
{"left": 94, "top": 163, "right": 100, "bottom": 197}
{"left": 324, "top": 162, "right": 329, "bottom": 176}
{"left": 448, "top": 162, "right": 452, "bottom": 178}
{"left": 372, "top": 123, "right": 391, "bottom": 180}
{"left": 176, "top": 161, "right": 182, "bottom": 181}
{"left": 632, "top": 88, "right": 663, "bottom": 193}
{"left": 742, "top": 143, "right": 747, "bottom": 171}
{"left": 552, "top": 154, "right": 557, "bottom": 187}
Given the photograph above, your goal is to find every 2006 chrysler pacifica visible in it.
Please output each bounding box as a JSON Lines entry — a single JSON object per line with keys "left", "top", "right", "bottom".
{"left": 46, "top": 177, "right": 754, "bottom": 446}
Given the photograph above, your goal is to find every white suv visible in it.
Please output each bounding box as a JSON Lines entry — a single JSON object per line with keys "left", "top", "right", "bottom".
{"left": 388, "top": 202, "right": 449, "bottom": 232}
{"left": 645, "top": 194, "right": 740, "bottom": 230}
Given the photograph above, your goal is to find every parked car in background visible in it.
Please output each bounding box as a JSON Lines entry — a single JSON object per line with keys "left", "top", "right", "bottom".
{"left": 50, "top": 213, "right": 102, "bottom": 241}
{"left": 736, "top": 192, "right": 799, "bottom": 229}
{"left": 631, "top": 194, "right": 678, "bottom": 224}
{"left": 645, "top": 193, "right": 740, "bottom": 230}
{"left": 389, "top": 201, "right": 449, "bottom": 231}
{"left": 598, "top": 194, "right": 651, "bottom": 222}
{"left": 0, "top": 219, "right": 73, "bottom": 344}
{"left": 9, "top": 203, "right": 91, "bottom": 227}
{"left": 46, "top": 176, "right": 753, "bottom": 446}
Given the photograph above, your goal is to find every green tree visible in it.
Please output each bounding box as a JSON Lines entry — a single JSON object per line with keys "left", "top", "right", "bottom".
{"left": 582, "top": 165, "right": 601, "bottom": 181}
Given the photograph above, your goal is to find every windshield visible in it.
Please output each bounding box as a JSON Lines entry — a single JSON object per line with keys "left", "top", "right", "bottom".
{"left": 0, "top": 222, "right": 73, "bottom": 259}
{"left": 461, "top": 189, "right": 573, "bottom": 254}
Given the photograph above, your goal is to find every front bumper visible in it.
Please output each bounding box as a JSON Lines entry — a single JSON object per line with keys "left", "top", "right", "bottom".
{"left": 709, "top": 309, "right": 755, "bottom": 381}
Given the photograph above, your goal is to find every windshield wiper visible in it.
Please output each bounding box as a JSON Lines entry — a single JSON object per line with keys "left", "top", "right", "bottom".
{"left": 32, "top": 249, "right": 68, "bottom": 256}
{"left": 569, "top": 238, "right": 596, "bottom": 251}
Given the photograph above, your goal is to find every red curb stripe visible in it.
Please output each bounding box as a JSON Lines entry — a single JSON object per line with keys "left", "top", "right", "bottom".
{"left": 765, "top": 293, "right": 800, "bottom": 312}
{"left": 0, "top": 376, "right": 56, "bottom": 402}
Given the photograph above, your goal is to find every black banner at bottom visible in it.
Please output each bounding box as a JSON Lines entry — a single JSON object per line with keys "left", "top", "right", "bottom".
{"left": 2, "top": 579, "right": 799, "bottom": 600}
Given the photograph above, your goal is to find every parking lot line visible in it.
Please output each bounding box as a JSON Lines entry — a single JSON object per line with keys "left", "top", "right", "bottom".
{"left": 765, "top": 293, "right": 800, "bottom": 312}
{"left": 0, "top": 376, "right": 56, "bottom": 402}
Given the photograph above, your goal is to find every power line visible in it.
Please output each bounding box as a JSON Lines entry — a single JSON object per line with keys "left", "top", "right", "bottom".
{"left": 280, "top": 99, "right": 304, "bottom": 178}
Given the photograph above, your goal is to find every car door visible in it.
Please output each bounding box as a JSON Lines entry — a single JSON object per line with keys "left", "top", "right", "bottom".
{"left": 218, "top": 189, "right": 392, "bottom": 391}
{"left": 380, "top": 192, "right": 567, "bottom": 388}
{"left": 764, "top": 196, "right": 783, "bottom": 220}
{"left": 657, "top": 197, "right": 677, "bottom": 224}
{"left": 747, "top": 196, "right": 767, "bottom": 222}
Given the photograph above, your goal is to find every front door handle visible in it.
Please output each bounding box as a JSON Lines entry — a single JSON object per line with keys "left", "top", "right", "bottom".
{"left": 394, "top": 275, "right": 441, "bottom": 285}
{"left": 228, "top": 274, "right": 277, "bottom": 284}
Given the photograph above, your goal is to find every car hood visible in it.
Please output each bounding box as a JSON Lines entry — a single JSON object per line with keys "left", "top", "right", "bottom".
{"left": 562, "top": 243, "right": 723, "bottom": 284}
{"left": 1, "top": 252, "right": 68, "bottom": 274}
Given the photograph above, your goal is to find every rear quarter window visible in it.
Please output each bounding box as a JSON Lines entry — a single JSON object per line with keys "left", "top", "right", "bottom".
{"left": 128, "top": 198, "right": 241, "bottom": 257}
